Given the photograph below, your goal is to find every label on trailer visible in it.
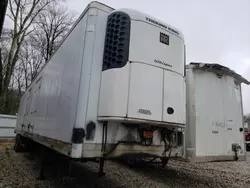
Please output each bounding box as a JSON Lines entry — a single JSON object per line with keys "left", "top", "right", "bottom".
{"left": 145, "top": 17, "right": 180, "bottom": 36}
{"left": 160, "top": 32, "right": 169, "bottom": 45}
{"left": 143, "top": 131, "right": 153, "bottom": 138}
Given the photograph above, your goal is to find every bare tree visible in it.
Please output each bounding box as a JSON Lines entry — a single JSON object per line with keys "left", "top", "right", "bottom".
{"left": 14, "top": 4, "right": 76, "bottom": 90}
{"left": 0, "top": 28, "right": 12, "bottom": 110}
{"left": 0, "top": 3, "right": 77, "bottom": 114}
{"left": 18, "top": 35, "right": 44, "bottom": 88}
{"left": 34, "top": 5, "right": 76, "bottom": 62}
{"left": 13, "top": 61, "right": 24, "bottom": 97}
{"left": 0, "top": 0, "right": 63, "bottom": 113}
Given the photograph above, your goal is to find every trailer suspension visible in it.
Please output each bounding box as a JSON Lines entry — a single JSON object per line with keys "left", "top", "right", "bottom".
{"left": 37, "top": 148, "right": 46, "bottom": 180}
{"left": 98, "top": 157, "right": 106, "bottom": 177}
{"left": 161, "top": 129, "right": 175, "bottom": 168}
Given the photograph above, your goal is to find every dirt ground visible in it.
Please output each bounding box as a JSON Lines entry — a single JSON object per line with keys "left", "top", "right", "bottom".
{"left": 1, "top": 142, "right": 250, "bottom": 188}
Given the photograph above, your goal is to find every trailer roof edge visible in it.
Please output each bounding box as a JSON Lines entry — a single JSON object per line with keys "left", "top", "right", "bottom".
{"left": 186, "top": 62, "right": 250, "bottom": 85}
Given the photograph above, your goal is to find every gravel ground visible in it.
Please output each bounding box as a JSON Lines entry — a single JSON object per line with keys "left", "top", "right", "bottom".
{"left": 1, "top": 142, "right": 250, "bottom": 188}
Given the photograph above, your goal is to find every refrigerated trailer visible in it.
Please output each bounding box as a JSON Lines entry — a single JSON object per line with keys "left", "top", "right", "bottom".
{"left": 185, "top": 63, "right": 250, "bottom": 162}
{"left": 14, "top": 1, "right": 186, "bottom": 174}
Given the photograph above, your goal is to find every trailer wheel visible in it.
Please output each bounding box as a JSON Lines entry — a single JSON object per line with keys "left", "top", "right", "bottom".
{"left": 246, "top": 144, "right": 250, "bottom": 152}
{"left": 14, "top": 134, "right": 24, "bottom": 152}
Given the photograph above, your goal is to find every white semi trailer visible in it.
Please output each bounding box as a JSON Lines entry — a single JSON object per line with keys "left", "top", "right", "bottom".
{"left": 185, "top": 63, "right": 249, "bottom": 162}
{"left": 14, "top": 1, "right": 186, "bottom": 175}
{"left": 0, "top": 114, "right": 17, "bottom": 140}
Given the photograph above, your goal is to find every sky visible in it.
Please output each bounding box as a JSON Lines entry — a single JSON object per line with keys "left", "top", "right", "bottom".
{"left": 3, "top": 0, "right": 250, "bottom": 114}
{"left": 66, "top": 0, "right": 250, "bottom": 114}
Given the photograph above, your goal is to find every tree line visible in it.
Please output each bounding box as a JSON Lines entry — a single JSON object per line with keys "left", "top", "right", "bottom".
{"left": 0, "top": 0, "right": 76, "bottom": 115}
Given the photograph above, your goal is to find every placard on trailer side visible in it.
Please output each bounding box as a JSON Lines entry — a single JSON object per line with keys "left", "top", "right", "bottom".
{"left": 15, "top": 2, "right": 114, "bottom": 158}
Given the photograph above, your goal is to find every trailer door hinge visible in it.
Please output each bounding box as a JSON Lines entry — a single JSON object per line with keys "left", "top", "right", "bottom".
{"left": 72, "top": 128, "right": 85, "bottom": 144}
{"left": 87, "top": 24, "right": 95, "bottom": 32}
{"left": 88, "top": 9, "right": 98, "bottom": 16}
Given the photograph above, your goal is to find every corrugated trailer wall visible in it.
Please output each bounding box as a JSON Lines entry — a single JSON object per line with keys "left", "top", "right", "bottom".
{"left": 0, "top": 114, "right": 17, "bottom": 140}
{"left": 185, "top": 63, "right": 249, "bottom": 162}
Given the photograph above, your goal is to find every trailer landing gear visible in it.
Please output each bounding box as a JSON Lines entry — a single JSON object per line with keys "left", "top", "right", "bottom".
{"left": 98, "top": 157, "right": 106, "bottom": 177}
{"left": 160, "top": 157, "right": 169, "bottom": 168}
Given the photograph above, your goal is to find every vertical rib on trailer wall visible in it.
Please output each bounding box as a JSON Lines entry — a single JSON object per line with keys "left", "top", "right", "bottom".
{"left": 73, "top": 7, "right": 113, "bottom": 157}
{"left": 83, "top": 9, "right": 111, "bottom": 143}
{"left": 72, "top": 7, "right": 99, "bottom": 158}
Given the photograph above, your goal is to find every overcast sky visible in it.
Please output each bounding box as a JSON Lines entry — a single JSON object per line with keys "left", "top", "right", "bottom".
{"left": 3, "top": 0, "right": 250, "bottom": 114}
{"left": 66, "top": 0, "right": 250, "bottom": 114}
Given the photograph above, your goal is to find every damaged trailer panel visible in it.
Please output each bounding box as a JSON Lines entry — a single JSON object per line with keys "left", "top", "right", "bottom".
{"left": 185, "top": 62, "right": 249, "bottom": 162}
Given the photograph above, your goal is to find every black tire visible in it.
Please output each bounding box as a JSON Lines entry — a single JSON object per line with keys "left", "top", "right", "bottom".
{"left": 14, "top": 134, "right": 24, "bottom": 152}
{"left": 24, "top": 138, "right": 35, "bottom": 152}
{"left": 247, "top": 145, "right": 250, "bottom": 152}
{"left": 127, "top": 158, "right": 135, "bottom": 168}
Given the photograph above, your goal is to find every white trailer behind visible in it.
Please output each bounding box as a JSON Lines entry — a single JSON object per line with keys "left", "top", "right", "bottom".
{"left": 15, "top": 1, "right": 186, "bottom": 174}
{"left": 185, "top": 63, "right": 249, "bottom": 162}
{"left": 0, "top": 114, "right": 17, "bottom": 140}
